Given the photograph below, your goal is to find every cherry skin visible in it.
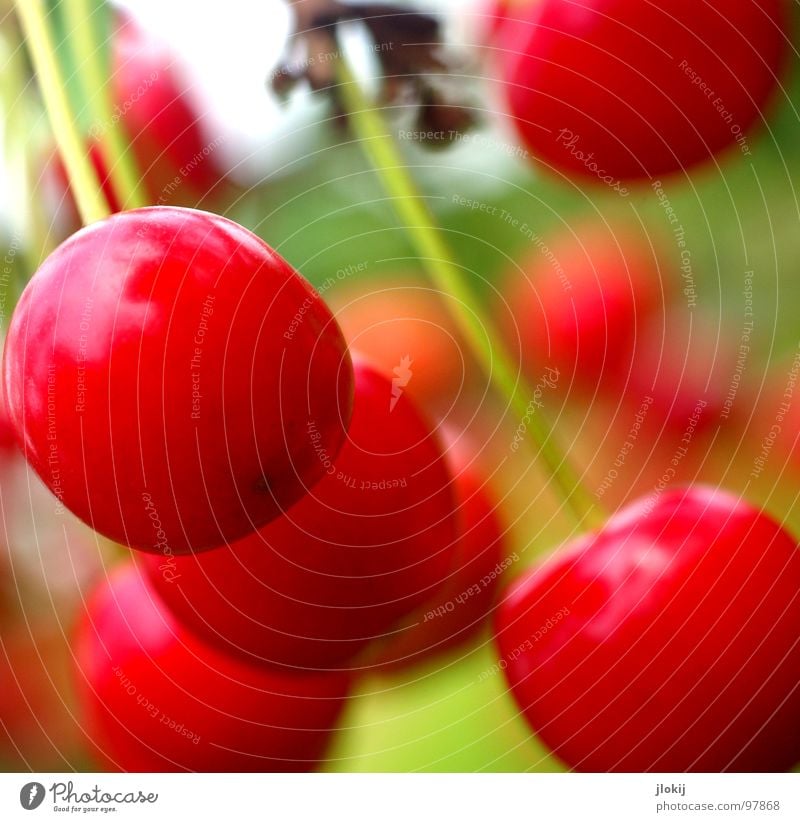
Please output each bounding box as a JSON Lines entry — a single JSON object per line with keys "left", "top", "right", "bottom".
{"left": 74, "top": 563, "right": 351, "bottom": 772}
{"left": 3, "top": 206, "right": 353, "bottom": 553}
{"left": 499, "top": 0, "right": 789, "bottom": 181}
{"left": 503, "top": 223, "right": 663, "bottom": 394}
{"left": 142, "top": 359, "right": 459, "bottom": 670}
{"left": 371, "top": 436, "right": 508, "bottom": 670}
{"left": 496, "top": 486, "right": 800, "bottom": 772}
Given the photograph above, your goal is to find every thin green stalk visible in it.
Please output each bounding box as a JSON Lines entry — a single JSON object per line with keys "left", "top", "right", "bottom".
{"left": 62, "top": 0, "right": 146, "bottom": 210}
{"left": 336, "top": 57, "right": 606, "bottom": 530}
{"left": 0, "top": 25, "right": 54, "bottom": 272}
{"left": 14, "top": 0, "right": 110, "bottom": 224}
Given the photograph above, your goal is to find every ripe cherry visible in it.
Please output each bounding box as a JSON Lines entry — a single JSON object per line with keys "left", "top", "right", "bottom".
{"left": 3, "top": 206, "right": 353, "bottom": 553}
{"left": 498, "top": 0, "right": 789, "bottom": 181}
{"left": 496, "top": 486, "right": 800, "bottom": 772}
{"left": 502, "top": 222, "right": 664, "bottom": 394}
{"left": 142, "top": 358, "right": 459, "bottom": 670}
{"left": 624, "top": 309, "right": 739, "bottom": 437}
{"left": 371, "top": 434, "right": 508, "bottom": 670}
{"left": 74, "top": 563, "right": 351, "bottom": 772}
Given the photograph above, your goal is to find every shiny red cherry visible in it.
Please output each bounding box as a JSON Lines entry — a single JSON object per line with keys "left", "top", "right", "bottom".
{"left": 499, "top": 0, "right": 789, "bottom": 181}
{"left": 372, "top": 434, "right": 508, "bottom": 669}
{"left": 496, "top": 486, "right": 800, "bottom": 772}
{"left": 142, "top": 359, "right": 459, "bottom": 670}
{"left": 3, "top": 206, "right": 353, "bottom": 553}
{"left": 74, "top": 563, "right": 351, "bottom": 772}
{"left": 502, "top": 222, "right": 664, "bottom": 393}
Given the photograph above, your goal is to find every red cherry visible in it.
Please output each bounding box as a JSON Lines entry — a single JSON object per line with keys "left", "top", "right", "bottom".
{"left": 624, "top": 309, "right": 739, "bottom": 437}
{"left": 74, "top": 563, "right": 351, "bottom": 772}
{"left": 112, "top": 13, "right": 227, "bottom": 203}
{"left": 142, "top": 359, "right": 459, "bottom": 670}
{"left": 496, "top": 486, "right": 800, "bottom": 772}
{"left": 499, "top": 0, "right": 789, "bottom": 181}
{"left": 372, "top": 436, "right": 508, "bottom": 669}
{"left": 503, "top": 223, "right": 664, "bottom": 394}
{"left": 3, "top": 206, "right": 353, "bottom": 553}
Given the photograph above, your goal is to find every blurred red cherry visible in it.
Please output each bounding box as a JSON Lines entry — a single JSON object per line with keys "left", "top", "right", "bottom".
{"left": 498, "top": 0, "right": 789, "bottom": 181}
{"left": 143, "top": 359, "right": 459, "bottom": 670}
{"left": 502, "top": 222, "right": 665, "bottom": 394}
{"left": 75, "top": 563, "right": 352, "bottom": 772}
{"left": 330, "top": 274, "right": 472, "bottom": 415}
{"left": 496, "top": 486, "right": 800, "bottom": 771}
{"left": 372, "top": 433, "right": 508, "bottom": 670}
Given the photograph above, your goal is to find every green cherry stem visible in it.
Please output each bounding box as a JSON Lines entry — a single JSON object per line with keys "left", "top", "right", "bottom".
{"left": 14, "top": 0, "right": 110, "bottom": 225}
{"left": 62, "top": 0, "right": 146, "bottom": 211}
{"left": 336, "top": 55, "right": 606, "bottom": 530}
